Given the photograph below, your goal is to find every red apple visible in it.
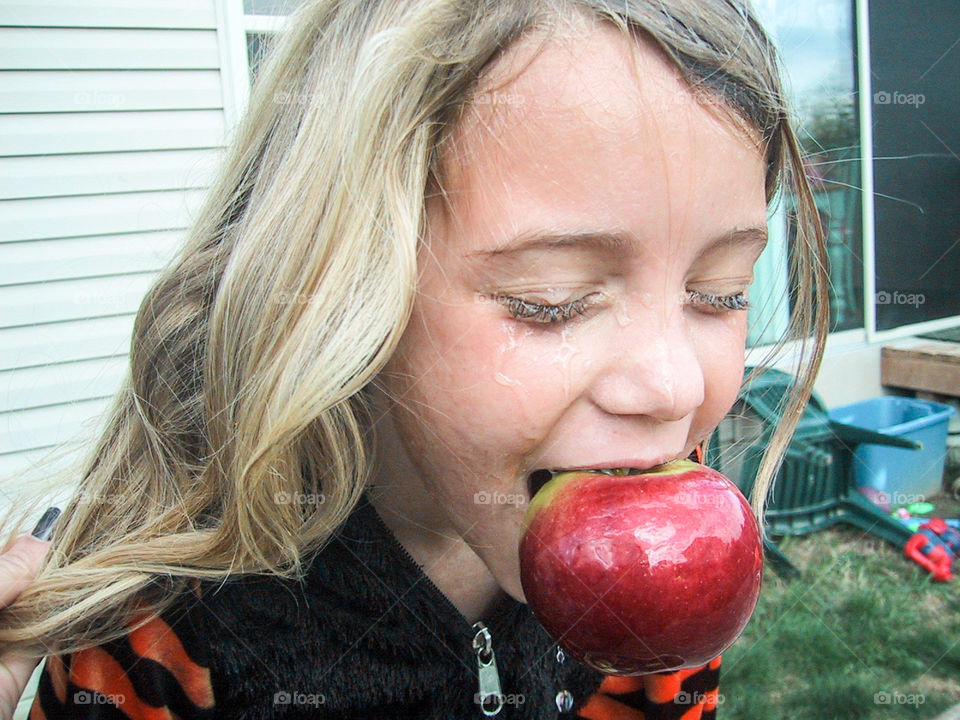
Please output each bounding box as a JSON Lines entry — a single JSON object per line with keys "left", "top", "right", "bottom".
{"left": 519, "top": 459, "right": 762, "bottom": 675}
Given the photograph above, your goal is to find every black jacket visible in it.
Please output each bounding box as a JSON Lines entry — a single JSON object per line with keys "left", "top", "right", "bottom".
{"left": 33, "top": 495, "right": 720, "bottom": 719}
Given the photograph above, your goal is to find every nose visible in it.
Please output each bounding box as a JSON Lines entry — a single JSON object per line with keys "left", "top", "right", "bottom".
{"left": 587, "top": 299, "right": 705, "bottom": 422}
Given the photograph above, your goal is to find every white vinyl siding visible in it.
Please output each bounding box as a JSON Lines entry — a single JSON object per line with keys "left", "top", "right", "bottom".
{"left": 0, "top": 1, "right": 228, "bottom": 519}
{"left": 0, "top": 4, "right": 247, "bottom": 716}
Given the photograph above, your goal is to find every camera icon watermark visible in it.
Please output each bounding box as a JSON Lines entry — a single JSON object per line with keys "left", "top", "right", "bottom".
{"left": 875, "top": 290, "right": 924, "bottom": 308}
{"left": 74, "top": 690, "right": 125, "bottom": 706}
{"left": 273, "top": 690, "right": 326, "bottom": 706}
{"left": 75, "top": 489, "right": 124, "bottom": 506}
{"left": 74, "top": 90, "right": 125, "bottom": 108}
{"left": 275, "top": 290, "right": 320, "bottom": 305}
{"left": 72, "top": 291, "right": 127, "bottom": 312}
{"left": 473, "top": 692, "right": 525, "bottom": 709}
{"left": 873, "top": 90, "right": 925, "bottom": 107}
{"left": 674, "top": 490, "right": 728, "bottom": 509}
{"left": 473, "top": 490, "right": 527, "bottom": 506}
{"left": 474, "top": 90, "right": 526, "bottom": 106}
{"left": 674, "top": 690, "right": 724, "bottom": 706}
{"left": 874, "top": 690, "right": 924, "bottom": 706}
{"left": 274, "top": 491, "right": 325, "bottom": 506}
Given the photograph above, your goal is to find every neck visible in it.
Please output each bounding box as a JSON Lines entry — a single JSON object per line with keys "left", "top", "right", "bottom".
{"left": 367, "top": 401, "right": 506, "bottom": 624}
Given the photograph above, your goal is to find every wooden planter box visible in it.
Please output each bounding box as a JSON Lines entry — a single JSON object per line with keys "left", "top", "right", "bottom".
{"left": 882, "top": 341, "right": 960, "bottom": 398}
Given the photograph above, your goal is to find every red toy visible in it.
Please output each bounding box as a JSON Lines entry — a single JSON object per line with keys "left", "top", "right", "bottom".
{"left": 904, "top": 518, "right": 960, "bottom": 582}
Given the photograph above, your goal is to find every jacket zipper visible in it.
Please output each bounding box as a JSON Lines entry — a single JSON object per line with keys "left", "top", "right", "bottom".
{"left": 472, "top": 621, "right": 504, "bottom": 716}
{"left": 369, "top": 504, "right": 507, "bottom": 716}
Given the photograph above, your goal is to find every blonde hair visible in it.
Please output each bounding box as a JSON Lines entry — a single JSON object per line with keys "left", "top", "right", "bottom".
{"left": 1, "top": 0, "right": 826, "bottom": 656}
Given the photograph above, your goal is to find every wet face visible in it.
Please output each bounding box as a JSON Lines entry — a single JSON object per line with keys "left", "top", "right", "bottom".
{"left": 373, "top": 23, "right": 768, "bottom": 602}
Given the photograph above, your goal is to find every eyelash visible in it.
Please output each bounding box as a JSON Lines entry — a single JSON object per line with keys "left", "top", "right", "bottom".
{"left": 495, "top": 294, "right": 594, "bottom": 324}
{"left": 494, "top": 290, "right": 749, "bottom": 325}
{"left": 685, "top": 290, "right": 750, "bottom": 312}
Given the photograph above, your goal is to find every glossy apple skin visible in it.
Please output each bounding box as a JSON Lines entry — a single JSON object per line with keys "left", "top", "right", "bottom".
{"left": 519, "top": 460, "right": 762, "bottom": 675}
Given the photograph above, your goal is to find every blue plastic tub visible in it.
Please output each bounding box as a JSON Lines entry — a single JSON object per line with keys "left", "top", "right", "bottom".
{"left": 829, "top": 397, "right": 956, "bottom": 504}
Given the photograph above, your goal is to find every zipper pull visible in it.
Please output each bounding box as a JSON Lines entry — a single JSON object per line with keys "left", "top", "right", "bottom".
{"left": 472, "top": 621, "right": 504, "bottom": 717}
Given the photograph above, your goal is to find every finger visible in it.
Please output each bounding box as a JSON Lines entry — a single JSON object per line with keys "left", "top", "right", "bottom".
{"left": 0, "top": 536, "right": 49, "bottom": 609}
{"left": 0, "top": 652, "right": 41, "bottom": 720}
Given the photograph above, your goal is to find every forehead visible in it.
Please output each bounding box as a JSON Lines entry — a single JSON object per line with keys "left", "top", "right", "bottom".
{"left": 432, "top": 21, "right": 765, "bottom": 246}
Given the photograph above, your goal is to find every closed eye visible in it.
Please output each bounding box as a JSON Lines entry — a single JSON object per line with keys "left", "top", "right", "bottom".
{"left": 685, "top": 290, "right": 749, "bottom": 312}
{"left": 494, "top": 293, "right": 601, "bottom": 324}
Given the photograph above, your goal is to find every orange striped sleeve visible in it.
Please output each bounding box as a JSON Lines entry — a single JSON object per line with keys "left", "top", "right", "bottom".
{"left": 643, "top": 666, "right": 708, "bottom": 703}
{"left": 45, "top": 655, "right": 68, "bottom": 704}
{"left": 29, "top": 606, "right": 215, "bottom": 720}
{"left": 577, "top": 656, "right": 722, "bottom": 720}
{"left": 69, "top": 646, "right": 176, "bottom": 720}
{"left": 578, "top": 691, "right": 647, "bottom": 720}
{"left": 596, "top": 675, "right": 645, "bottom": 695}
{"left": 127, "top": 614, "right": 214, "bottom": 709}
{"left": 28, "top": 700, "right": 46, "bottom": 720}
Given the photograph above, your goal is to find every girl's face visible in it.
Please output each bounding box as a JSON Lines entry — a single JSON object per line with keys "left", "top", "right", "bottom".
{"left": 374, "top": 23, "right": 768, "bottom": 602}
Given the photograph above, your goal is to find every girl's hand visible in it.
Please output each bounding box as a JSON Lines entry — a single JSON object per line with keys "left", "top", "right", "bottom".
{"left": 0, "top": 508, "right": 58, "bottom": 720}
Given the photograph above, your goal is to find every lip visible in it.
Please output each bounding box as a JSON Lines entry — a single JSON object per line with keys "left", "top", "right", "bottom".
{"left": 540, "top": 455, "right": 684, "bottom": 475}
{"left": 526, "top": 454, "right": 687, "bottom": 499}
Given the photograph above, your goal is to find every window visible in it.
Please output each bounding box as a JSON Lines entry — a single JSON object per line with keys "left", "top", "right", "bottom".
{"left": 239, "top": 0, "right": 298, "bottom": 79}
{"left": 748, "top": 0, "right": 863, "bottom": 345}
{"left": 217, "top": 0, "right": 293, "bottom": 123}
{"left": 868, "top": 0, "right": 960, "bottom": 332}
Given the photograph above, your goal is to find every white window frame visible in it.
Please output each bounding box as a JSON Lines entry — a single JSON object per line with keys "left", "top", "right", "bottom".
{"left": 215, "top": 0, "right": 287, "bottom": 127}
{"left": 855, "top": 0, "right": 960, "bottom": 343}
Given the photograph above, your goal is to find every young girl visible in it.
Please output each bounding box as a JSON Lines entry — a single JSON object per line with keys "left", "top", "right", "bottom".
{"left": 3, "top": 0, "right": 827, "bottom": 718}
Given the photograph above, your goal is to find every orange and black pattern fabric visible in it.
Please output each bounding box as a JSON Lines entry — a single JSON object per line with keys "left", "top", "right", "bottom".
{"left": 578, "top": 658, "right": 722, "bottom": 720}
{"left": 30, "top": 610, "right": 215, "bottom": 720}
{"left": 33, "top": 631, "right": 719, "bottom": 720}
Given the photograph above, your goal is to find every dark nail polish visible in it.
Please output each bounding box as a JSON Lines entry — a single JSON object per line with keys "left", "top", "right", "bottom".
{"left": 30, "top": 507, "right": 61, "bottom": 541}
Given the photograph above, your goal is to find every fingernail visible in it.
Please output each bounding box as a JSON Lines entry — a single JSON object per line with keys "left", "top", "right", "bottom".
{"left": 30, "top": 507, "right": 61, "bottom": 541}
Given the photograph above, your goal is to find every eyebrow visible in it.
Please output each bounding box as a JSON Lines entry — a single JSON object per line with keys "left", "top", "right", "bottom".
{"left": 699, "top": 226, "right": 769, "bottom": 256}
{"left": 468, "top": 226, "right": 769, "bottom": 259}
{"left": 467, "top": 230, "right": 631, "bottom": 258}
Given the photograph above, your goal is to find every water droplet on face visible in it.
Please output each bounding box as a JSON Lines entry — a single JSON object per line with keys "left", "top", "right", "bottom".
{"left": 493, "top": 325, "right": 537, "bottom": 438}
{"left": 501, "top": 323, "right": 521, "bottom": 350}
{"left": 495, "top": 371, "right": 521, "bottom": 387}
{"left": 554, "top": 327, "right": 581, "bottom": 400}
{"left": 614, "top": 297, "right": 632, "bottom": 327}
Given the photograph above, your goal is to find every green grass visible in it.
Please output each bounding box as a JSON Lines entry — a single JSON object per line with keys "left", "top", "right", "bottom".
{"left": 720, "top": 493, "right": 960, "bottom": 720}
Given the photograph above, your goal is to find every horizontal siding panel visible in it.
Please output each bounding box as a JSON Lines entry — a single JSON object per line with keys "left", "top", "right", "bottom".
{"left": 0, "top": 274, "right": 157, "bottom": 328}
{"left": 1, "top": 356, "right": 127, "bottom": 412}
{"left": 0, "top": 447, "right": 83, "bottom": 511}
{"left": 1, "top": 70, "right": 223, "bottom": 114}
{"left": 0, "top": 396, "right": 111, "bottom": 455}
{"left": 0, "top": 315, "right": 136, "bottom": 371}
{"left": 0, "top": 231, "right": 183, "bottom": 285}
{"left": 0, "top": 2, "right": 227, "bottom": 505}
{"left": 3, "top": 188, "right": 207, "bottom": 242}
{"left": 0, "top": 110, "right": 225, "bottom": 156}
{"left": 0, "top": 148, "right": 221, "bottom": 200}
{"left": 0, "top": 1, "right": 216, "bottom": 30}
{"left": 0, "top": 444, "right": 86, "bottom": 486}
{"left": 0, "top": 28, "right": 221, "bottom": 70}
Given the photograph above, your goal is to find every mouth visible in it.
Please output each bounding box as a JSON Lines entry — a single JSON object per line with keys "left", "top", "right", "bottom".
{"left": 526, "top": 465, "right": 666, "bottom": 499}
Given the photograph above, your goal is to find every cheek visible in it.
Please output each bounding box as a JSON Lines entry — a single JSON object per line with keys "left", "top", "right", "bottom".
{"left": 692, "top": 315, "right": 747, "bottom": 436}
{"left": 385, "top": 303, "right": 564, "bottom": 464}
